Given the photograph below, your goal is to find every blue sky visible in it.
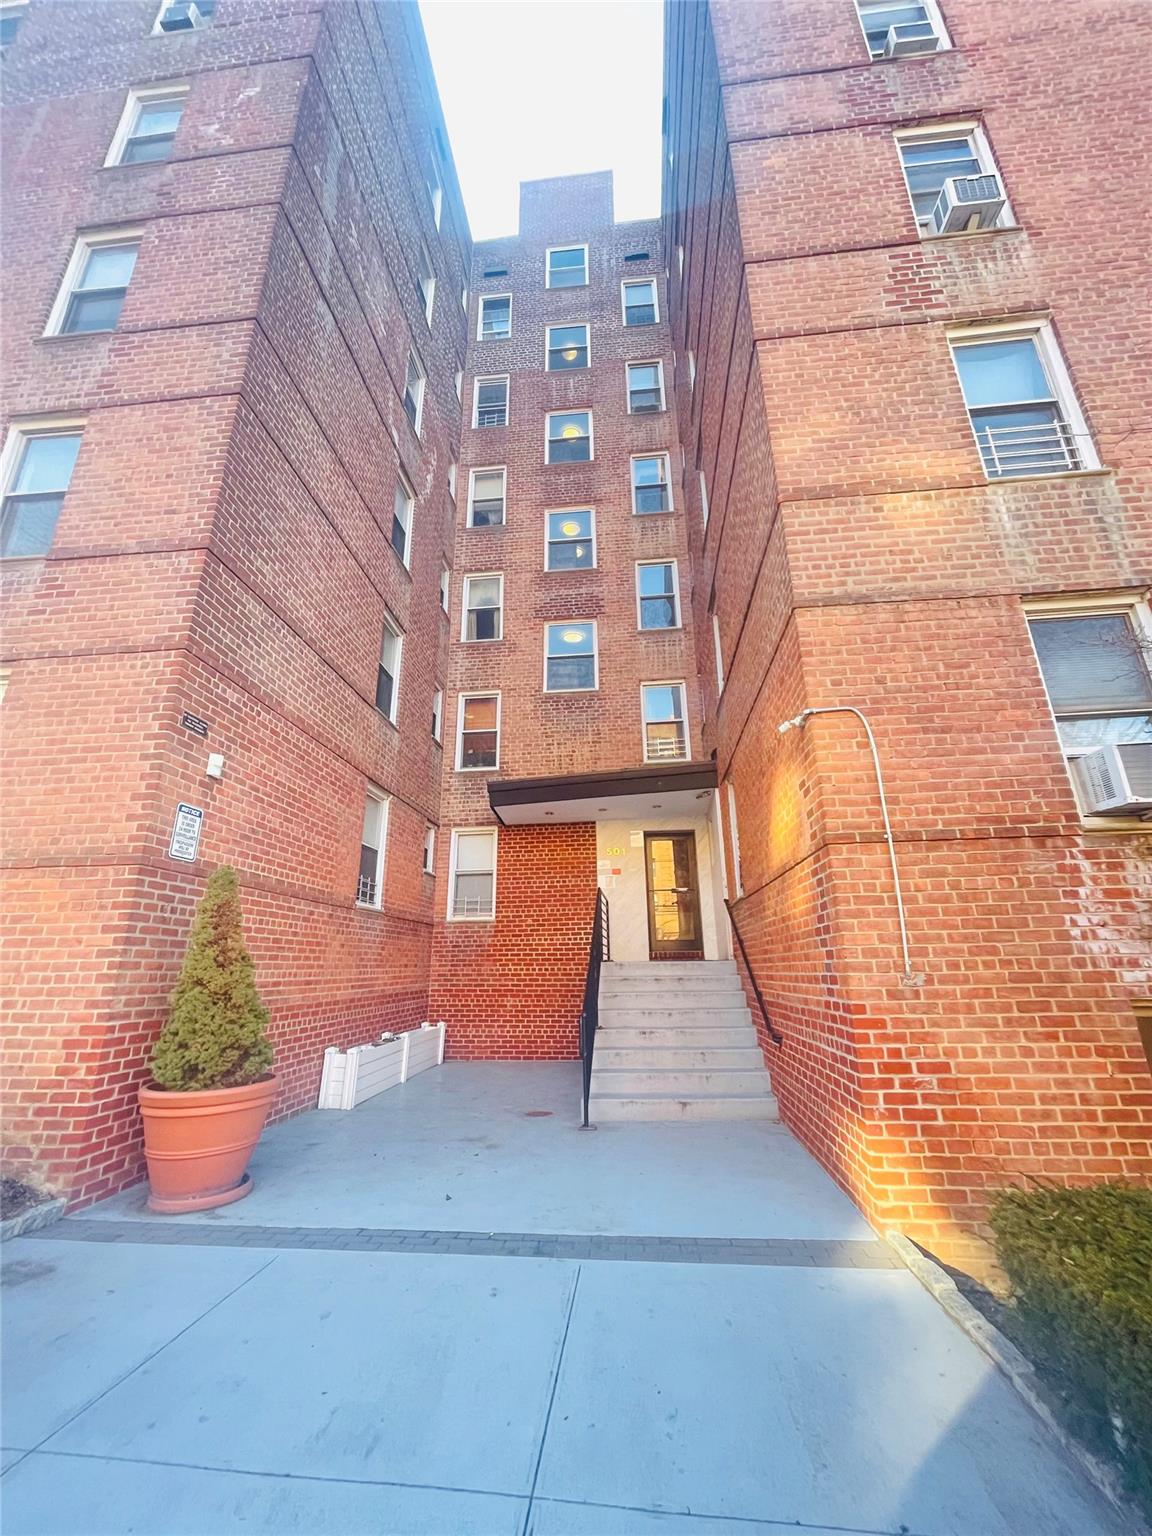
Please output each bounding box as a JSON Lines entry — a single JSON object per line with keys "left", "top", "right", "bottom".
{"left": 420, "top": 0, "right": 664, "bottom": 240}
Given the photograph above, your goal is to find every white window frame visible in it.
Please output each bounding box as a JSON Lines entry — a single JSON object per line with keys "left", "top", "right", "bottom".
{"left": 391, "top": 471, "right": 414, "bottom": 568}
{"left": 376, "top": 614, "right": 403, "bottom": 726}
{"left": 448, "top": 461, "right": 458, "bottom": 501}
{"left": 152, "top": 0, "right": 214, "bottom": 35}
{"left": 478, "top": 293, "right": 513, "bottom": 342}
{"left": 403, "top": 350, "right": 426, "bottom": 436}
{"left": 894, "top": 121, "right": 1012, "bottom": 236}
{"left": 472, "top": 374, "right": 510, "bottom": 429}
{"left": 417, "top": 240, "right": 436, "bottom": 325}
{"left": 455, "top": 691, "right": 502, "bottom": 772}
{"left": 461, "top": 284, "right": 468, "bottom": 312}
{"left": 466, "top": 465, "right": 506, "bottom": 528}
{"left": 545, "top": 322, "right": 591, "bottom": 372}
{"left": 104, "top": 83, "right": 188, "bottom": 168}
{"left": 454, "top": 369, "right": 463, "bottom": 401}
{"left": 543, "top": 620, "right": 599, "bottom": 694}
{"left": 947, "top": 319, "right": 1098, "bottom": 479}
{"left": 725, "top": 781, "right": 744, "bottom": 898}
{"left": 626, "top": 359, "right": 666, "bottom": 414}
{"left": 432, "top": 686, "right": 444, "bottom": 743}
{"left": 356, "top": 788, "right": 389, "bottom": 910}
{"left": 855, "top": 0, "right": 951, "bottom": 58}
{"left": 631, "top": 452, "right": 673, "bottom": 515}
{"left": 428, "top": 165, "right": 443, "bottom": 230}
{"left": 712, "top": 612, "right": 725, "bottom": 694}
{"left": 641, "top": 680, "right": 690, "bottom": 763}
{"left": 461, "top": 572, "right": 504, "bottom": 643}
{"left": 621, "top": 278, "right": 659, "bottom": 326}
{"left": 545, "top": 243, "right": 589, "bottom": 289}
{"left": 423, "top": 826, "right": 436, "bottom": 875}
{"left": 45, "top": 227, "right": 143, "bottom": 338}
{"left": 544, "top": 507, "right": 597, "bottom": 572}
{"left": 699, "top": 468, "right": 710, "bottom": 526}
{"left": 447, "top": 827, "right": 498, "bottom": 922}
{"left": 688, "top": 350, "right": 697, "bottom": 390}
{"left": 0, "top": 416, "right": 85, "bottom": 561}
{"left": 546, "top": 410, "right": 594, "bottom": 466}
{"left": 635, "top": 559, "right": 682, "bottom": 631}
{"left": 0, "top": 2, "right": 29, "bottom": 49}
{"left": 439, "top": 566, "right": 450, "bottom": 613}
{"left": 1023, "top": 591, "right": 1152, "bottom": 826}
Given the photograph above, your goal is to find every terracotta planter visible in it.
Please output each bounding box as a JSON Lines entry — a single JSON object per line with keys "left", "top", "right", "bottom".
{"left": 138, "top": 1074, "right": 278, "bottom": 1214}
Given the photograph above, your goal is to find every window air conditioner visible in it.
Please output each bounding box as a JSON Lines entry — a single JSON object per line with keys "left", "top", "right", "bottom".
{"left": 882, "top": 21, "right": 940, "bottom": 57}
{"left": 932, "top": 174, "right": 1005, "bottom": 234}
{"left": 159, "top": 1, "right": 206, "bottom": 31}
{"left": 1074, "top": 743, "right": 1152, "bottom": 816}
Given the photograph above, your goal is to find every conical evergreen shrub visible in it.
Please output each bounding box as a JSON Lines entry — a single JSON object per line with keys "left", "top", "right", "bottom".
{"left": 150, "top": 866, "right": 274, "bottom": 1092}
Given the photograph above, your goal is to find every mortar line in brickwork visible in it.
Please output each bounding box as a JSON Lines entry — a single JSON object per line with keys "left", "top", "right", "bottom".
{"left": 752, "top": 311, "right": 1053, "bottom": 346}
{"left": 718, "top": 51, "right": 966, "bottom": 91}
{"left": 772, "top": 471, "right": 1111, "bottom": 508}
{"left": 100, "top": 313, "right": 259, "bottom": 341}
{"left": 740, "top": 232, "right": 997, "bottom": 264}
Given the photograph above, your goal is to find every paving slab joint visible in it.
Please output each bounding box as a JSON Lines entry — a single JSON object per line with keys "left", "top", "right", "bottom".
{"left": 884, "top": 1229, "right": 1149, "bottom": 1533}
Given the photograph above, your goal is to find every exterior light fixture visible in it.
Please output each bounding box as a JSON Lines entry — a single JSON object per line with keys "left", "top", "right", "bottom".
{"left": 775, "top": 704, "right": 922, "bottom": 987}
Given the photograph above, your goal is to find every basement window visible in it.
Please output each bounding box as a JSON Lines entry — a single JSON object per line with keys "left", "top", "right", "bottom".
{"left": 448, "top": 828, "right": 497, "bottom": 920}
{"left": 546, "top": 244, "right": 588, "bottom": 289}
{"left": 357, "top": 790, "right": 388, "bottom": 908}
{"left": 47, "top": 231, "right": 141, "bottom": 336}
{"left": 391, "top": 472, "right": 414, "bottom": 566}
{"left": 622, "top": 278, "right": 658, "bottom": 327}
{"left": 376, "top": 615, "right": 403, "bottom": 724}
{"left": 545, "top": 621, "right": 597, "bottom": 692}
{"left": 546, "top": 323, "right": 589, "bottom": 371}
{"left": 546, "top": 508, "right": 595, "bottom": 571}
{"left": 642, "top": 682, "right": 689, "bottom": 762}
{"left": 478, "top": 293, "right": 512, "bottom": 341}
{"left": 0, "top": 422, "right": 83, "bottom": 559}
{"left": 403, "top": 351, "right": 426, "bottom": 434}
{"left": 627, "top": 360, "right": 665, "bottom": 414}
{"left": 456, "top": 693, "right": 501, "bottom": 770}
{"left": 467, "top": 467, "right": 506, "bottom": 527}
{"left": 547, "top": 410, "right": 592, "bottom": 465}
{"left": 153, "top": 0, "right": 215, "bottom": 34}
{"left": 636, "top": 561, "right": 681, "bottom": 630}
{"left": 632, "top": 453, "right": 672, "bottom": 514}
{"left": 473, "top": 375, "right": 509, "bottom": 428}
{"left": 106, "top": 85, "right": 187, "bottom": 166}
{"left": 462, "top": 573, "right": 503, "bottom": 642}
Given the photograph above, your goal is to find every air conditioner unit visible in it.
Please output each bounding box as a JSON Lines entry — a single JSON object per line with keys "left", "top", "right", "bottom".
{"left": 158, "top": 1, "right": 206, "bottom": 31}
{"left": 932, "top": 174, "right": 1005, "bottom": 234}
{"left": 882, "top": 21, "right": 940, "bottom": 57}
{"left": 1075, "top": 743, "right": 1152, "bottom": 815}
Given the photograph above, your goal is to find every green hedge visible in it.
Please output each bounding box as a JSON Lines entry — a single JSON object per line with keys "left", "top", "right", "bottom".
{"left": 989, "top": 1182, "right": 1152, "bottom": 1512}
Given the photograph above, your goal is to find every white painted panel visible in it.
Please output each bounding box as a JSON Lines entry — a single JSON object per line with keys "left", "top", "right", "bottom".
{"left": 316, "top": 1025, "right": 446, "bottom": 1110}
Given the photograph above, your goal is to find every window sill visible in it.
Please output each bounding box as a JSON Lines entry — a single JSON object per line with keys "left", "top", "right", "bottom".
{"left": 456, "top": 766, "right": 499, "bottom": 774}
{"left": 447, "top": 914, "right": 496, "bottom": 924}
{"left": 544, "top": 566, "right": 598, "bottom": 575}
{"left": 355, "top": 901, "right": 384, "bottom": 913}
{"left": 920, "top": 224, "right": 1021, "bottom": 244}
{"left": 544, "top": 687, "right": 599, "bottom": 696}
{"left": 1, "top": 553, "right": 49, "bottom": 565}
{"left": 983, "top": 466, "right": 1110, "bottom": 485}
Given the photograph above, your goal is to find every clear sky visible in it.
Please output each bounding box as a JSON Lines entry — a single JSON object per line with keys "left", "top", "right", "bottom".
{"left": 419, "top": 0, "right": 665, "bottom": 241}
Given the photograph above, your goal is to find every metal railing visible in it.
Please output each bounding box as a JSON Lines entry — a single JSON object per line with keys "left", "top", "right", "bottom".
{"left": 724, "top": 898, "right": 783, "bottom": 1047}
{"left": 579, "top": 888, "right": 610, "bottom": 1127}
{"left": 975, "top": 417, "right": 1081, "bottom": 478}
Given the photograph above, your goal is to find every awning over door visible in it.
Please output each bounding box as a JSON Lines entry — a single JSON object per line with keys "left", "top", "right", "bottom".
{"left": 487, "top": 761, "right": 717, "bottom": 826}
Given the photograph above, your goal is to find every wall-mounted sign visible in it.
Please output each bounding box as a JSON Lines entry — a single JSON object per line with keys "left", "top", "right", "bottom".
{"left": 169, "top": 803, "right": 204, "bottom": 863}
{"left": 180, "top": 712, "right": 209, "bottom": 738}
{"left": 604, "top": 846, "right": 625, "bottom": 857}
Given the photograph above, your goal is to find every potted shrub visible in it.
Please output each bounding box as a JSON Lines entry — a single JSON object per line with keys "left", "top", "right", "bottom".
{"left": 139, "top": 866, "right": 277, "bottom": 1213}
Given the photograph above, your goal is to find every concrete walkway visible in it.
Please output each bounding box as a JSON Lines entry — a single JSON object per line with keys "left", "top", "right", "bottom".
{"left": 1, "top": 1065, "right": 1136, "bottom": 1535}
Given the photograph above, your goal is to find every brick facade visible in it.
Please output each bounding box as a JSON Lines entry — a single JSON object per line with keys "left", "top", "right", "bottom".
{"left": 665, "top": 0, "right": 1152, "bottom": 1261}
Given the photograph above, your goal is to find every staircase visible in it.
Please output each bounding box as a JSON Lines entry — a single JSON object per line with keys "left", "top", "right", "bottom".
{"left": 588, "top": 960, "right": 779, "bottom": 1122}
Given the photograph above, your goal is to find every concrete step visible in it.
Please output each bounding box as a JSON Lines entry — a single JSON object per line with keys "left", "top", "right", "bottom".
{"left": 599, "top": 1006, "right": 753, "bottom": 1029}
{"left": 600, "top": 971, "right": 742, "bottom": 989}
{"left": 594, "top": 1045, "right": 766, "bottom": 1069}
{"left": 597, "top": 1025, "right": 760, "bottom": 1050}
{"left": 589, "top": 1092, "right": 780, "bottom": 1123}
{"left": 599, "top": 992, "right": 749, "bottom": 1012}
{"left": 590, "top": 1067, "right": 774, "bottom": 1096}
{"left": 602, "top": 961, "right": 737, "bottom": 977}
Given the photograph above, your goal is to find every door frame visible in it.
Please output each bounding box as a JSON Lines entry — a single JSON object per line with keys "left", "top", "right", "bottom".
{"left": 643, "top": 830, "right": 704, "bottom": 961}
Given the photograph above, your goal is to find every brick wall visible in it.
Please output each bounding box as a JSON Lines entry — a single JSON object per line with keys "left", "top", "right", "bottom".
{"left": 667, "top": 0, "right": 1152, "bottom": 1262}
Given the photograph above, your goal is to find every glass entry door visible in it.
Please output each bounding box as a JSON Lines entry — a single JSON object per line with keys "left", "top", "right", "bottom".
{"left": 644, "top": 832, "right": 704, "bottom": 960}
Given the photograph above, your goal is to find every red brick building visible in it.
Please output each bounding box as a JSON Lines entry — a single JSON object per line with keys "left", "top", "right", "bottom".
{"left": 2, "top": 0, "right": 1150, "bottom": 1257}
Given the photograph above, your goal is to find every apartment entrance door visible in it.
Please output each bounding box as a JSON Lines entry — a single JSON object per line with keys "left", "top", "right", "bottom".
{"left": 644, "top": 832, "right": 704, "bottom": 960}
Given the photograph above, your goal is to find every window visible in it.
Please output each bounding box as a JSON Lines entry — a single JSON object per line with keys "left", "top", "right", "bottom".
{"left": 403, "top": 352, "right": 426, "bottom": 434}
{"left": 479, "top": 294, "right": 511, "bottom": 341}
{"left": 427, "top": 162, "right": 443, "bottom": 229}
{"left": 1027, "top": 605, "right": 1152, "bottom": 765}
{"left": 448, "top": 828, "right": 497, "bottom": 920}
{"left": 153, "top": 0, "right": 215, "bottom": 34}
{"left": 456, "top": 693, "right": 501, "bottom": 770}
{"left": 699, "top": 469, "right": 710, "bottom": 526}
{"left": 642, "top": 683, "right": 689, "bottom": 762}
{"left": 462, "top": 574, "right": 503, "bottom": 642}
{"left": 545, "top": 323, "right": 589, "bottom": 372}
{"left": 461, "top": 285, "right": 468, "bottom": 312}
{"left": 713, "top": 613, "right": 725, "bottom": 693}
{"left": 950, "top": 325, "right": 1094, "bottom": 479}
{"left": 726, "top": 782, "right": 744, "bottom": 898}
{"left": 47, "top": 232, "right": 140, "bottom": 336}
{"left": 416, "top": 242, "right": 436, "bottom": 324}
{"left": 632, "top": 453, "right": 672, "bottom": 514}
{"left": 391, "top": 473, "right": 413, "bottom": 566}
{"left": 547, "top": 410, "right": 592, "bottom": 464}
{"left": 467, "top": 467, "right": 506, "bottom": 527}
{"left": 432, "top": 687, "right": 444, "bottom": 742}
{"left": 357, "top": 791, "right": 388, "bottom": 908}
{"left": 622, "top": 279, "right": 658, "bottom": 327}
{"left": 439, "top": 566, "right": 450, "bottom": 612}
{"left": 448, "top": 461, "right": 457, "bottom": 501}
{"left": 473, "top": 375, "right": 509, "bottom": 428}
{"left": 423, "top": 826, "right": 436, "bottom": 875}
{"left": 636, "top": 561, "right": 681, "bottom": 630}
{"left": 1, "top": 425, "right": 83, "bottom": 559}
{"left": 106, "top": 86, "right": 187, "bottom": 167}
{"left": 454, "top": 369, "right": 463, "bottom": 401}
{"left": 855, "top": 0, "right": 948, "bottom": 57}
{"left": 546, "top": 508, "right": 595, "bottom": 571}
{"left": 1, "top": 3, "right": 28, "bottom": 48}
{"left": 688, "top": 350, "right": 697, "bottom": 389}
{"left": 376, "top": 616, "right": 403, "bottom": 724}
{"left": 546, "top": 245, "right": 588, "bottom": 289}
{"left": 896, "top": 125, "right": 1008, "bottom": 235}
{"left": 627, "top": 361, "right": 665, "bottom": 414}
{"left": 545, "top": 621, "right": 597, "bottom": 692}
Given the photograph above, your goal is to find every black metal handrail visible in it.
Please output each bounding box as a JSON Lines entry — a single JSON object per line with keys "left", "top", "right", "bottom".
{"left": 724, "top": 897, "right": 783, "bottom": 1047}
{"left": 579, "top": 888, "right": 610, "bottom": 1127}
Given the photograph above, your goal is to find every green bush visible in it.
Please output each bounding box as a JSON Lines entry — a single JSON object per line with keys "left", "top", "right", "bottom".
{"left": 150, "top": 867, "right": 274, "bottom": 1092}
{"left": 990, "top": 1182, "right": 1152, "bottom": 1511}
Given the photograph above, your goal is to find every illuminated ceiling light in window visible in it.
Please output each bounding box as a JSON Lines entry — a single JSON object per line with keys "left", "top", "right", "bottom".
{"left": 560, "top": 424, "right": 581, "bottom": 439}
{"left": 561, "top": 629, "right": 586, "bottom": 644}
{"left": 560, "top": 520, "right": 581, "bottom": 536}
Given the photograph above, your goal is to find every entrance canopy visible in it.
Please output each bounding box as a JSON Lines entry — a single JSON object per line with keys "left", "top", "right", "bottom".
{"left": 488, "top": 760, "right": 717, "bottom": 825}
